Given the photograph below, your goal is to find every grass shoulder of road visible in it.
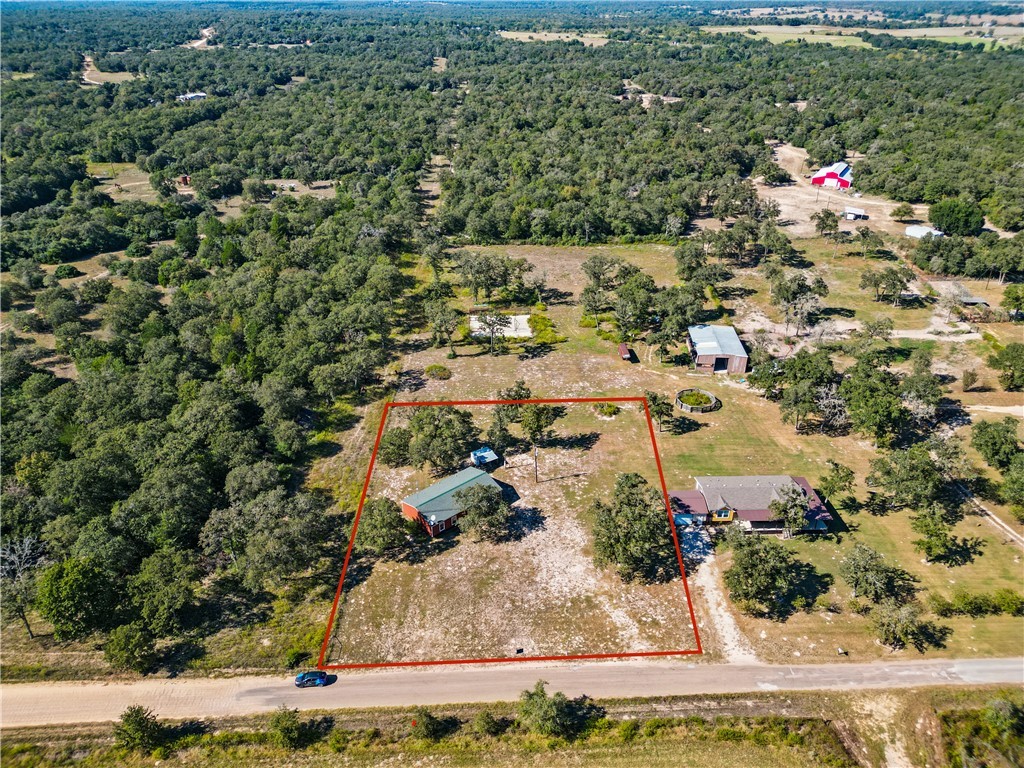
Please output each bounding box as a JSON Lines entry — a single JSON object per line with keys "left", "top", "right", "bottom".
{"left": 4, "top": 687, "right": 1022, "bottom": 768}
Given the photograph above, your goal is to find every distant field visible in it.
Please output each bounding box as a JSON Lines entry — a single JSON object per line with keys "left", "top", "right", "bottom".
{"left": 497, "top": 30, "right": 611, "bottom": 47}
{"left": 80, "top": 56, "right": 138, "bottom": 85}
{"left": 702, "top": 24, "right": 1024, "bottom": 48}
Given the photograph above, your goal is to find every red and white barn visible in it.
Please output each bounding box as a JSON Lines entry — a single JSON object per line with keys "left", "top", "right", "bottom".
{"left": 811, "top": 162, "right": 853, "bottom": 190}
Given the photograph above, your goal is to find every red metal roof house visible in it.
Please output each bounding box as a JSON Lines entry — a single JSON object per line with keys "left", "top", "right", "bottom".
{"left": 400, "top": 467, "right": 501, "bottom": 537}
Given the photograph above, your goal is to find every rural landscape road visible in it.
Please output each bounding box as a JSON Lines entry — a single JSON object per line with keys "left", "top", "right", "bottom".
{"left": 3, "top": 658, "right": 1022, "bottom": 727}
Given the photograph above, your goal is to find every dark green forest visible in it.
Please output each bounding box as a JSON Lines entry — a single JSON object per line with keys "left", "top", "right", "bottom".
{"left": 1, "top": 1, "right": 1022, "bottom": 673}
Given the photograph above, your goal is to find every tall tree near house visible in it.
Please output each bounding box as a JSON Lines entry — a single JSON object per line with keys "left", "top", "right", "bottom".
{"left": 644, "top": 391, "right": 673, "bottom": 432}
{"left": 722, "top": 533, "right": 795, "bottom": 615}
{"left": 819, "top": 460, "right": 855, "bottom": 502}
{"left": 356, "top": 498, "right": 407, "bottom": 555}
{"left": 780, "top": 379, "right": 817, "bottom": 431}
{"left": 938, "top": 283, "right": 969, "bottom": 321}
{"left": 454, "top": 485, "right": 512, "bottom": 543}
{"left": 408, "top": 405, "right": 478, "bottom": 472}
{"left": 814, "top": 383, "right": 850, "bottom": 434}
{"left": 591, "top": 473, "right": 674, "bottom": 583}
{"left": 477, "top": 311, "right": 511, "bottom": 355}
{"left": 520, "top": 403, "right": 558, "bottom": 446}
{"left": 839, "top": 544, "right": 918, "bottom": 603}
{"left": 768, "top": 483, "right": 810, "bottom": 535}
{"left": 495, "top": 380, "right": 532, "bottom": 424}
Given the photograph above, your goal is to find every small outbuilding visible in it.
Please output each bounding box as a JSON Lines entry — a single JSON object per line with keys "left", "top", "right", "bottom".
{"left": 618, "top": 342, "right": 632, "bottom": 361}
{"left": 811, "top": 162, "right": 853, "bottom": 190}
{"left": 176, "top": 91, "right": 208, "bottom": 102}
{"left": 687, "top": 324, "right": 748, "bottom": 374}
{"left": 470, "top": 447, "right": 500, "bottom": 468}
{"left": 401, "top": 467, "right": 501, "bottom": 537}
{"left": 844, "top": 206, "right": 867, "bottom": 220}
{"left": 905, "top": 225, "right": 944, "bottom": 239}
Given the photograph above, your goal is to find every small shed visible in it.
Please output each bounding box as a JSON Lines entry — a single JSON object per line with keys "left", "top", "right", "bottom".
{"left": 844, "top": 206, "right": 867, "bottom": 220}
{"left": 905, "top": 225, "right": 944, "bottom": 239}
{"left": 687, "top": 324, "right": 748, "bottom": 374}
{"left": 400, "top": 468, "right": 501, "bottom": 537}
{"left": 618, "top": 342, "right": 632, "bottom": 361}
{"left": 470, "top": 447, "right": 500, "bottom": 468}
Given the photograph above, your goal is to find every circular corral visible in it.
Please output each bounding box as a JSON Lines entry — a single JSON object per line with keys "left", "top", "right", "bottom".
{"left": 675, "top": 388, "right": 720, "bottom": 413}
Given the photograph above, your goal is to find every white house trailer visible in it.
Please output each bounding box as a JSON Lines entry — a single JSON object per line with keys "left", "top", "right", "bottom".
{"left": 176, "top": 92, "right": 207, "bottom": 102}
{"left": 844, "top": 207, "right": 867, "bottom": 220}
{"left": 905, "top": 225, "right": 944, "bottom": 239}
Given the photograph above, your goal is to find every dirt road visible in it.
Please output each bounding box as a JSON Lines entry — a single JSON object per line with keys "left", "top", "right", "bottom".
{"left": 2, "top": 658, "right": 1020, "bottom": 727}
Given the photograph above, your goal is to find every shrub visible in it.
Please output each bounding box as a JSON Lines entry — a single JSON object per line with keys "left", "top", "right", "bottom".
{"left": 473, "top": 710, "right": 505, "bottom": 737}
{"left": 594, "top": 402, "right": 620, "bottom": 417}
{"left": 54, "top": 264, "right": 83, "bottom": 280}
{"left": 425, "top": 364, "right": 452, "bottom": 380}
{"left": 104, "top": 622, "right": 157, "bottom": 673}
{"left": 411, "top": 707, "right": 446, "bottom": 741}
{"left": 618, "top": 719, "right": 640, "bottom": 741}
{"left": 284, "top": 648, "right": 310, "bottom": 668}
{"left": 269, "top": 705, "right": 302, "bottom": 748}
{"left": 114, "top": 706, "right": 163, "bottom": 752}
{"left": 579, "top": 314, "right": 597, "bottom": 328}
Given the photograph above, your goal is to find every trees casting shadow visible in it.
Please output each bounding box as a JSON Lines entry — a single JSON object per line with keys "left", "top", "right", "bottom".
{"left": 544, "top": 431, "right": 600, "bottom": 451}
{"left": 932, "top": 536, "right": 986, "bottom": 567}
{"left": 667, "top": 415, "right": 702, "bottom": 434}
{"left": 503, "top": 505, "right": 547, "bottom": 542}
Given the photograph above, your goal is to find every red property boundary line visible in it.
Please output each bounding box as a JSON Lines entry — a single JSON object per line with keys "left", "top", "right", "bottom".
{"left": 317, "top": 396, "right": 703, "bottom": 670}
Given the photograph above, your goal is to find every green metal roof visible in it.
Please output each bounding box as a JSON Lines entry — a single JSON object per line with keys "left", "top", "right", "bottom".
{"left": 401, "top": 467, "right": 498, "bottom": 515}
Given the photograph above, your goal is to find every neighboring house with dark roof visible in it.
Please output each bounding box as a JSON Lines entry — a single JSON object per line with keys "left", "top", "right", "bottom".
{"left": 687, "top": 324, "right": 748, "bottom": 374}
{"left": 400, "top": 467, "right": 501, "bottom": 537}
{"left": 668, "top": 490, "right": 709, "bottom": 527}
{"left": 670, "top": 475, "right": 831, "bottom": 534}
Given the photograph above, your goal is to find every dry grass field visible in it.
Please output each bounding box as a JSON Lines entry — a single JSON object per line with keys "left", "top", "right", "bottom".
{"left": 80, "top": 56, "right": 138, "bottom": 86}
{"left": 326, "top": 402, "right": 697, "bottom": 666}
{"left": 703, "top": 24, "right": 1024, "bottom": 48}
{"left": 497, "top": 30, "right": 612, "bottom": 46}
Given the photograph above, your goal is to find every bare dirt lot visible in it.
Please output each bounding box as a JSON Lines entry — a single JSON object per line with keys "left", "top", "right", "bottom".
{"left": 497, "top": 30, "right": 611, "bottom": 47}
{"left": 326, "top": 402, "right": 697, "bottom": 666}
{"left": 89, "top": 162, "right": 160, "bottom": 204}
{"left": 757, "top": 143, "right": 930, "bottom": 238}
{"left": 80, "top": 56, "right": 138, "bottom": 86}
{"left": 759, "top": 143, "right": 1012, "bottom": 240}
